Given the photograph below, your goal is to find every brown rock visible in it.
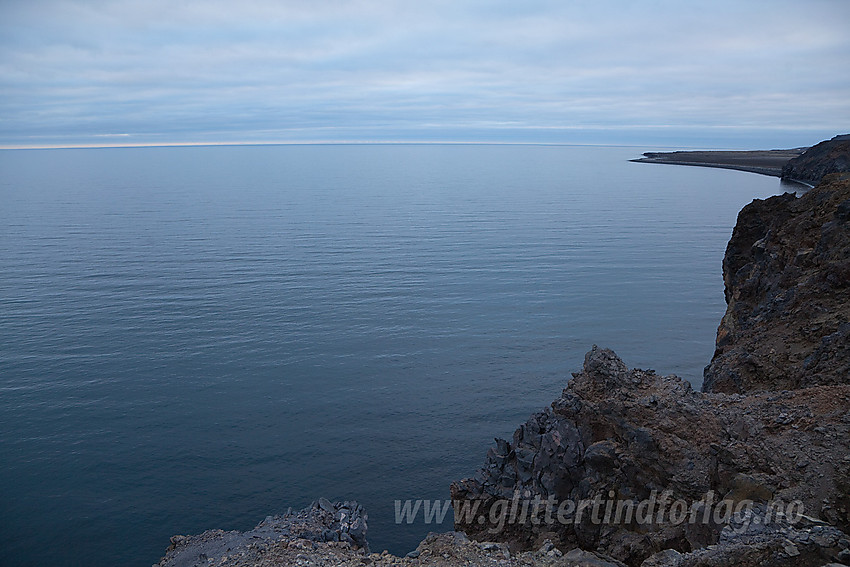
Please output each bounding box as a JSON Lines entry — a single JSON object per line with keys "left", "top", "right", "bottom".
{"left": 781, "top": 134, "right": 850, "bottom": 185}
{"left": 451, "top": 347, "right": 850, "bottom": 566}
{"left": 703, "top": 173, "right": 850, "bottom": 393}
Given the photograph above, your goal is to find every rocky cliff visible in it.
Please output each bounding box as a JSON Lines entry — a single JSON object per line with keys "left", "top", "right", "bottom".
{"left": 702, "top": 173, "right": 850, "bottom": 393}
{"left": 781, "top": 134, "right": 850, "bottom": 185}
{"left": 450, "top": 346, "right": 850, "bottom": 566}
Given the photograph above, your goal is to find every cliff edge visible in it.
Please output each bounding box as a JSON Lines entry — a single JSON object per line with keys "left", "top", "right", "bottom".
{"left": 702, "top": 173, "right": 850, "bottom": 393}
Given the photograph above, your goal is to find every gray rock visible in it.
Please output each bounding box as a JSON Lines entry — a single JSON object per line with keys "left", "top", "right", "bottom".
{"left": 562, "top": 548, "right": 627, "bottom": 566}
{"left": 156, "top": 500, "right": 370, "bottom": 567}
{"left": 317, "top": 497, "right": 335, "bottom": 513}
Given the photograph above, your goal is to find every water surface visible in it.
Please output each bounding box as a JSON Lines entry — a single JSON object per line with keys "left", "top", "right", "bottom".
{"left": 0, "top": 144, "right": 783, "bottom": 566}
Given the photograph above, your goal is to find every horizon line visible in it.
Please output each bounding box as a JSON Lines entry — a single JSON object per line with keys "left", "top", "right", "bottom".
{"left": 0, "top": 139, "right": 757, "bottom": 151}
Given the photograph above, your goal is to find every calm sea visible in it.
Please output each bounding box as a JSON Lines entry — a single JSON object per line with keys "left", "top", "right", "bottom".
{"left": 0, "top": 144, "right": 789, "bottom": 566}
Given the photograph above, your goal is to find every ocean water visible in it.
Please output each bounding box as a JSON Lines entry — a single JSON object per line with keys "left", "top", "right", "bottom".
{"left": 0, "top": 144, "right": 787, "bottom": 566}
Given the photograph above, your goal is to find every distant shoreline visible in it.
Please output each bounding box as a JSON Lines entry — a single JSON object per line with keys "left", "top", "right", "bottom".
{"left": 630, "top": 148, "right": 806, "bottom": 178}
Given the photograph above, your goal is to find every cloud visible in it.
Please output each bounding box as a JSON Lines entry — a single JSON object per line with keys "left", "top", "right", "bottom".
{"left": 1, "top": 0, "right": 849, "bottom": 147}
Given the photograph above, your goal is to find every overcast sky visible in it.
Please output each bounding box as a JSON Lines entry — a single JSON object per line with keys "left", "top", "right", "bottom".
{"left": 1, "top": 0, "right": 848, "bottom": 149}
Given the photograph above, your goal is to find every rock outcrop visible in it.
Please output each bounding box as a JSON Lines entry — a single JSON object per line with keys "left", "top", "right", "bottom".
{"left": 450, "top": 346, "right": 850, "bottom": 566}
{"left": 642, "top": 508, "right": 850, "bottom": 567}
{"left": 156, "top": 499, "right": 369, "bottom": 567}
{"left": 702, "top": 173, "right": 850, "bottom": 393}
{"left": 156, "top": 503, "right": 631, "bottom": 567}
{"left": 781, "top": 134, "right": 850, "bottom": 185}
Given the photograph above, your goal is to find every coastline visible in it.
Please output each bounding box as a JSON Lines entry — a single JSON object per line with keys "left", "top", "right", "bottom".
{"left": 151, "top": 139, "right": 850, "bottom": 566}
{"left": 630, "top": 148, "right": 806, "bottom": 177}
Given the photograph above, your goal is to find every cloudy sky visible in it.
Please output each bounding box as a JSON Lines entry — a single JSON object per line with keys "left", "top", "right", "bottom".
{"left": 1, "top": 0, "right": 848, "bottom": 149}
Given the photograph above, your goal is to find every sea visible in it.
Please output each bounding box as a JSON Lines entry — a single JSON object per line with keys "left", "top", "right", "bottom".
{"left": 0, "top": 144, "right": 795, "bottom": 566}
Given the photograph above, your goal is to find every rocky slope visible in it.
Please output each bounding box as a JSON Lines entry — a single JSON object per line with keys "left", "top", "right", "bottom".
{"left": 781, "top": 135, "right": 850, "bottom": 185}
{"left": 157, "top": 514, "right": 631, "bottom": 567}
{"left": 156, "top": 499, "right": 369, "bottom": 567}
{"left": 702, "top": 173, "right": 850, "bottom": 393}
{"left": 450, "top": 346, "right": 850, "bottom": 566}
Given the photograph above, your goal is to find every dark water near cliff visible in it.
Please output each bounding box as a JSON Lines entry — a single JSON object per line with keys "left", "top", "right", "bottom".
{"left": 0, "top": 144, "right": 785, "bottom": 566}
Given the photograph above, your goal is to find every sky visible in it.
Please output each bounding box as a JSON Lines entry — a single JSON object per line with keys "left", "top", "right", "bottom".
{"left": 1, "top": 0, "right": 849, "bottom": 149}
